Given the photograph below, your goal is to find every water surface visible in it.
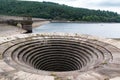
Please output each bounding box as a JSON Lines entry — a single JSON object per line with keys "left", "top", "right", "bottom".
{"left": 33, "top": 23, "right": 120, "bottom": 38}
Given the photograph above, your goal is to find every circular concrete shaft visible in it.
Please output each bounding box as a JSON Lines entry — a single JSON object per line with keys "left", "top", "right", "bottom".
{"left": 2, "top": 33, "right": 119, "bottom": 77}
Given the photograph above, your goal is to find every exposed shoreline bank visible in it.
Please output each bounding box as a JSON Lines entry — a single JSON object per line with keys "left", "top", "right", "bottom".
{"left": 51, "top": 20, "right": 120, "bottom": 23}
{"left": 0, "top": 21, "right": 50, "bottom": 37}
{"left": 0, "top": 21, "right": 120, "bottom": 41}
{"left": 32, "top": 21, "right": 50, "bottom": 28}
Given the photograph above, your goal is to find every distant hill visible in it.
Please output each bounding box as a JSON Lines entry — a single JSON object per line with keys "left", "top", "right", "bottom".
{"left": 0, "top": 0, "right": 120, "bottom": 22}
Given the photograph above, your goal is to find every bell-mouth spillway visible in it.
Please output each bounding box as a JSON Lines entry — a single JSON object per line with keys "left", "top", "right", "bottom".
{"left": 1, "top": 33, "right": 118, "bottom": 76}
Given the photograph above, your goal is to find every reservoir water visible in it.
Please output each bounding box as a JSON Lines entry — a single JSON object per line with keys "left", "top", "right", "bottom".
{"left": 33, "top": 23, "right": 120, "bottom": 38}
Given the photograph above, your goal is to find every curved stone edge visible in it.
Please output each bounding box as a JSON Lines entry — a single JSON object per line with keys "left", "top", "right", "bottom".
{"left": 0, "top": 33, "right": 120, "bottom": 59}
{"left": 0, "top": 33, "right": 120, "bottom": 80}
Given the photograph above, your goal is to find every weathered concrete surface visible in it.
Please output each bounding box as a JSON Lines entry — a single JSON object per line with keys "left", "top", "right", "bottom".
{"left": 0, "top": 60, "right": 54, "bottom": 80}
{"left": 0, "top": 33, "right": 120, "bottom": 80}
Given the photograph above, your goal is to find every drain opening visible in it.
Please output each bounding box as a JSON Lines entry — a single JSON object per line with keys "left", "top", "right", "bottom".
{"left": 3, "top": 36, "right": 113, "bottom": 73}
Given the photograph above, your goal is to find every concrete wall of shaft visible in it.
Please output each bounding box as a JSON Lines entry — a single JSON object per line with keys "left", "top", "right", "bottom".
{"left": 0, "top": 33, "right": 120, "bottom": 76}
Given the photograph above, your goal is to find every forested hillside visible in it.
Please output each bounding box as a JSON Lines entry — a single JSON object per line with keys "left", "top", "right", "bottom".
{"left": 0, "top": 0, "right": 120, "bottom": 22}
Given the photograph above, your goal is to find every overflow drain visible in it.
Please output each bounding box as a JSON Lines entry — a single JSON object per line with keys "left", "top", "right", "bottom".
{"left": 2, "top": 34, "right": 116, "bottom": 75}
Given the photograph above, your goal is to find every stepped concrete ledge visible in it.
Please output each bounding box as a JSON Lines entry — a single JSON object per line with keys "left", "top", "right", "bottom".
{"left": 0, "top": 33, "right": 120, "bottom": 80}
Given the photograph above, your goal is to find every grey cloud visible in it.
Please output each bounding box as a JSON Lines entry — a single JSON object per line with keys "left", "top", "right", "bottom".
{"left": 97, "top": 2, "right": 120, "bottom": 7}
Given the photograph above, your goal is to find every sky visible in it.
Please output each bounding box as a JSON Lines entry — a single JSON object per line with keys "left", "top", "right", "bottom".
{"left": 23, "top": 0, "right": 120, "bottom": 14}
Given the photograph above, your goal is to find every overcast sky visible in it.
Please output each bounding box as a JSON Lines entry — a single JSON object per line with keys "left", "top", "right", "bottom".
{"left": 23, "top": 0, "right": 120, "bottom": 14}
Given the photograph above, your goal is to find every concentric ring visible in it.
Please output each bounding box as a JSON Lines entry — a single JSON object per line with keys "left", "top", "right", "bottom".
{"left": 2, "top": 34, "right": 116, "bottom": 75}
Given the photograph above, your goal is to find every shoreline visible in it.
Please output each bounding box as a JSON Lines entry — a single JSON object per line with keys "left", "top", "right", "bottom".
{"left": 32, "top": 21, "right": 50, "bottom": 28}
{"left": 51, "top": 20, "right": 120, "bottom": 23}
{"left": 0, "top": 21, "right": 50, "bottom": 37}
{"left": 0, "top": 21, "right": 120, "bottom": 41}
